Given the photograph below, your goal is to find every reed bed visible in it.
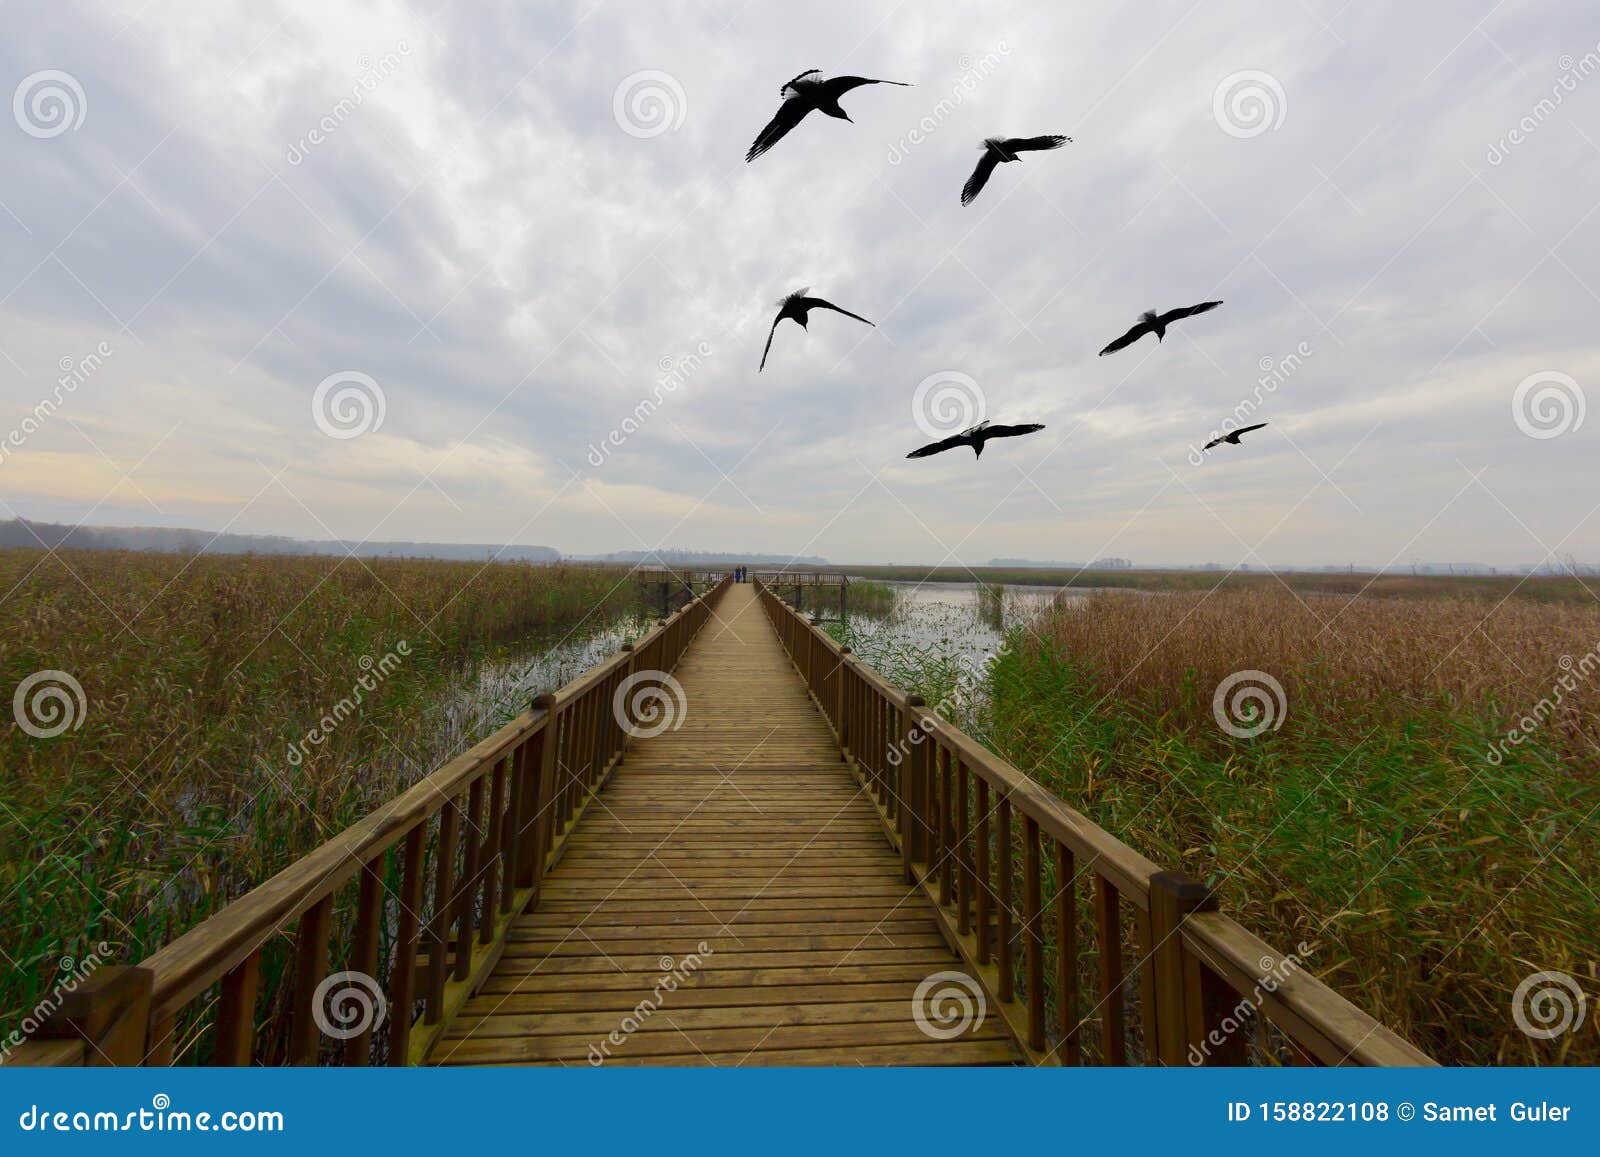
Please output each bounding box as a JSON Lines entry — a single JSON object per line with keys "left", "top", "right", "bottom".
{"left": 837, "top": 565, "right": 1600, "bottom": 602}
{"left": 842, "top": 579, "right": 902, "bottom": 618}
{"left": 988, "top": 588, "right": 1600, "bottom": 1065}
{"left": 0, "top": 548, "right": 631, "bottom": 1039}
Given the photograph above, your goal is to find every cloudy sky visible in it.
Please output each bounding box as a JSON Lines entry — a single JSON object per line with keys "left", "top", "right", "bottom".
{"left": 1, "top": 0, "right": 1597, "bottom": 567}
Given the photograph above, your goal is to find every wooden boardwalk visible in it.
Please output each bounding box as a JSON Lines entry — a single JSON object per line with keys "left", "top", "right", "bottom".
{"left": 16, "top": 574, "right": 1431, "bottom": 1070}
{"left": 431, "top": 584, "right": 1020, "bottom": 1066}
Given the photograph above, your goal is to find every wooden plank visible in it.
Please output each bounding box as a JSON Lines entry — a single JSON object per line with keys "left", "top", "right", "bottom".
{"left": 459, "top": 981, "right": 927, "bottom": 1015}
{"left": 539, "top": 1040, "right": 1019, "bottom": 1067}
{"left": 432, "top": 1018, "right": 1011, "bottom": 1065}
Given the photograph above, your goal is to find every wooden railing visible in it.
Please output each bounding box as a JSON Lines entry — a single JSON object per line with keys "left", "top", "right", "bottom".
{"left": 9, "top": 577, "right": 730, "bottom": 1067}
{"left": 754, "top": 580, "right": 1434, "bottom": 1067}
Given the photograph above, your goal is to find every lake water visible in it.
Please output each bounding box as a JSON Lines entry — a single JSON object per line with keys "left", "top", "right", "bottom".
{"left": 822, "top": 579, "right": 1109, "bottom": 733}
{"left": 437, "top": 581, "right": 1110, "bottom": 764}
{"left": 840, "top": 578, "right": 1096, "bottom": 659}
{"left": 430, "top": 606, "right": 655, "bottom": 767}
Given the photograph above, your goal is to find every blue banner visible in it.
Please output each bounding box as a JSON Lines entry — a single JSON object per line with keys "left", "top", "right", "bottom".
{"left": 3, "top": 1068, "right": 1594, "bottom": 1153}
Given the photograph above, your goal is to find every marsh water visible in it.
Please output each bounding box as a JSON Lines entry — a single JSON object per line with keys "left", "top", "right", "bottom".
{"left": 402, "top": 599, "right": 663, "bottom": 779}
{"left": 438, "top": 580, "right": 1104, "bottom": 764}
{"left": 817, "top": 579, "right": 1108, "bottom": 732}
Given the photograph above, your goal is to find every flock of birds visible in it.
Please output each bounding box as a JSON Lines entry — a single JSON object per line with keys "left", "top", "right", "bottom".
{"left": 744, "top": 68, "right": 1269, "bottom": 461}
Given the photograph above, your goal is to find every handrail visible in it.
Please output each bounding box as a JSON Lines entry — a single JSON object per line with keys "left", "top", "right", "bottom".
{"left": 753, "top": 579, "right": 1434, "bottom": 1068}
{"left": 9, "top": 577, "right": 732, "bottom": 1067}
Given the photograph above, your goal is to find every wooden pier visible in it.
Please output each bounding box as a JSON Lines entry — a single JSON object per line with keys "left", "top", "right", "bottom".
{"left": 11, "top": 575, "right": 1432, "bottom": 1068}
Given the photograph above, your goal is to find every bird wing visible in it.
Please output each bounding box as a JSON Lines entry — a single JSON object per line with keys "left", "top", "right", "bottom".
{"left": 821, "top": 76, "right": 912, "bottom": 98}
{"left": 1158, "top": 299, "right": 1223, "bottom": 325}
{"left": 1098, "top": 319, "right": 1151, "bottom": 356}
{"left": 1006, "top": 134, "right": 1072, "bottom": 152}
{"left": 982, "top": 423, "right": 1046, "bottom": 440}
{"left": 746, "top": 96, "right": 812, "bottom": 162}
{"left": 1234, "top": 422, "right": 1268, "bottom": 437}
{"left": 781, "top": 69, "right": 824, "bottom": 95}
{"left": 961, "top": 150, "right": 1001, "bottom": 205}
{"left": 805, "top": 297, "right": 874, "bottom": 326}
{"left": 1202, "top": 434, "right": 1226, "bottom": 450}
{"left": 758, "top": 313, "right": 783, "bottom": 372}
{"left": 906, "top": 432, "right": 967, "bottom": 459}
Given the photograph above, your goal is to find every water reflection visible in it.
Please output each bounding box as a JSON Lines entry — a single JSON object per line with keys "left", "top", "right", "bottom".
{"left": 842, "top": 579, "right": 1092, "bottom": 658}
{"left": 831, "top": 580, "right": 1097, "bottom": 733}
{"left": 418, "top": 608, "right": 654, "bottom": 774}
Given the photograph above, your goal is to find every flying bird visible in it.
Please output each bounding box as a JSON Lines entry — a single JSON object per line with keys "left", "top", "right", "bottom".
{"left": 759, "top": 289, "right": 874, "bottom": 371}
{"left": 1098, "top": 301, "right": 1224, "bottom": 356}
{"left": 906, "top": 421, "right": 1046, "bottom": 460}
{"left": 961, "top": 135, "right": 1072, "bottom": 205}
{"left": 1202, "top": 422, "right": 1268, "bottom": 450}
{"left": 746, "top": 69, "right": 911, "bottom": 163}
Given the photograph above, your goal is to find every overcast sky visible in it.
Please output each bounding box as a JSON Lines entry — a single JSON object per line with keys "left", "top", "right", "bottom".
{"left": 1, "top": 0, "right": 1597, "bottom": 567}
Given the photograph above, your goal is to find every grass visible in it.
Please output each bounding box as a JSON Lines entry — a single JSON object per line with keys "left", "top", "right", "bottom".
{"left": 832, "top": 564, "right": 1600, "bottom": 603}
{"left": 981, "top": 588, "right": 1600, "bottom": 1065}
{"left": 843, "top": 579, "right": 901, "bottom": 618}
{"left": 0, "top": 548, "right": 635, "bottom": 1043}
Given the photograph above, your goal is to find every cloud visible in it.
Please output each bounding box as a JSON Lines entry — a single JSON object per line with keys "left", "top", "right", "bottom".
{"left": 0, "top": 0, "right": 1596, "bottom": 567}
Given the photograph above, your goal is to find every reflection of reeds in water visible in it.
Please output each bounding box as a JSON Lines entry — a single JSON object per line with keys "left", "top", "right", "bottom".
{"left": 977, "top": 582, "right": 1005, "bottom": 631}
{"left": 842, "top": 579, "right": 901, "bottom": 619}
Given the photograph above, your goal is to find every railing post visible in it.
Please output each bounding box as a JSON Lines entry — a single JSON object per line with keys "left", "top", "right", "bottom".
{"left": 836, "top": 647, "right": 852, "bottom": 761}
{"left": 28, "top": 965, "right": 154, "bottom": 1066}
{"left": 532, "top": 692, "right": 560, "bottom": 889}
{"left": 1148, "top": 870, "right": 1222, "bottom": 1066}
{"left": 288, "top": 896, "right": 332, "bottom": 1064}
{"left": 614, "top": 643, "right": 635, "bottom": 765}
{"left": 899, "top": 695, "right": 926, "bottom": 881}
{"left": 388, "top": 825, "right": 425, "bottom": 1063}
{"left": 213, "top": 950, "right": 261, "bottom": 1066}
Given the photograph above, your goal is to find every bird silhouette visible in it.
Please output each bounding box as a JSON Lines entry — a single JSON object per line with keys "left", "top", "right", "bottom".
{"left": 961, "top": 135, "right": 1072, "bottom": 205}
{"left": 1202, "top": 422, "right": 1268, "bottom": 450}
{"left": 746, "top": 70, "right": 911, "bottom": 162}
{"left": 759, "top": 289, "right": 874, "bottom": 371}
{"left": 906, "top": 420, "right": 1046, "bottom": 460}
{"left": 1098, "top": 301, "right": 1223, "bottom": 356}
